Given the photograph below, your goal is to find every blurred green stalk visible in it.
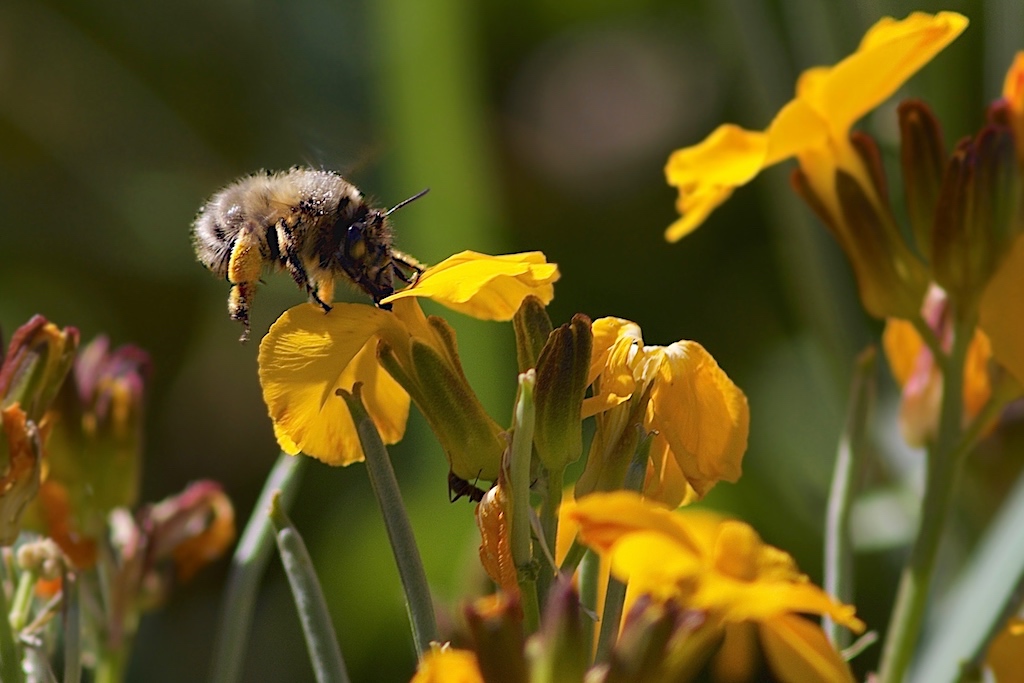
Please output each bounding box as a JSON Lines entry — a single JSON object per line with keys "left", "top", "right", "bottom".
{"left": 369, "top": 0, "right": 508, "bottom": 416}
{"left": 270, "top": 493, "right": 350, "bottom": 683}
{"left": 209, "top": 452, "right": 308, "bottom": 683}
{"left": 823, "top": 347, "right": 876, "bottom": 649}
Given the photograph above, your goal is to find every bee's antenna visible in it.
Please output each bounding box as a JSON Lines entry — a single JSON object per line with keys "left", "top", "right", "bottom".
{"left": 385, "top": 188, "right": 430, "bottom": 216}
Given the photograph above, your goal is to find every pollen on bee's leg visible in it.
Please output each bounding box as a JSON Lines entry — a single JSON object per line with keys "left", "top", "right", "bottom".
{"left": 229, "top": 282, "right": 255, "bottom": 343}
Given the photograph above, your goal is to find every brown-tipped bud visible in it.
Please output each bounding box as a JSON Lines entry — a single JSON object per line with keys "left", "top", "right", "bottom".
{"left": 476, "top": 483, "right": 519, "bottom": 596}
{"left": 378, "top": 319, "right": 506, "bottom": 484}
{"left": 899, "top": 99, "right": 947, "bottom": 261}
{"left": 0, "top": 316, "right": 79, "bottom": 423}
{"left": 0, "top": 404, "right": 42, "bottom": 545}
{"left": 603, "top": 597, "right": 678, "bottom": 683}
{"left": 513, "top": 296, "right": 553, "bottom": 374}
{"left": 534, "top": 315, "right": 592, "bottom": 472}
{"left": 464, "top": 593, "right": 528, "bottom": 683}
{"left": 833, "top": 169, "right": 929, "bottom": 319}
{"left": 933, "top": 125, "right": 1023, "bottom": 310}
{"left": 525, "top": 579, "right": 588, "bottom": 683}
{"left": 35, "top": 337, "right": 151, "bottom": 565}
{"left": 850, "top": 131, "right": 891, "bottom": 208}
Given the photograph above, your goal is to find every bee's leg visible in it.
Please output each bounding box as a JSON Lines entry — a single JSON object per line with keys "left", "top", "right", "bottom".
{"left": 391, "top": 249, "right": 425, "bottom": 285}
{"left": 227, "top": 225, "right": 265, "bottom": 343}
{"left": 228, "top": 282, "right": 254, "bottom": 343}
{"left": 308, "top": 282, "right": 333, "bottom": 313}
{"left": 275, "top": 220, "right": 330, "bottom": 312}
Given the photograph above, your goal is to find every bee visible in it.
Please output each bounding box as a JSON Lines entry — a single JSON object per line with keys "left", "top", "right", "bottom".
{"left": 192, "top": 167, "right": 426, "bottom": 341}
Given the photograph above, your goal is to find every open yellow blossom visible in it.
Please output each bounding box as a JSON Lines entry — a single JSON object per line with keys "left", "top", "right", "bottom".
{"left": 666, "top": 12, "right": 967, "bottom": 319}
{"left": 566, "top": 492, "right": 864, "bottom": 683}
{"left": 259, "top": 251, "right": 559, "bottom": 479}
{"left": 579, "top": 318, "right": 748, "bottom": 504}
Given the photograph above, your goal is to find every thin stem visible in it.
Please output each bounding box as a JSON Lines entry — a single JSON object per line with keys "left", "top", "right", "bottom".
{"left": 209, "top": 451, "right": 308, "bottom": 683}
{"left": 62, "top": 572, "right": 81, "bottom": 683}
{"left": 338, "top": 386, "right": 438, "bottom": 655}
{"left": 558, "top": 539, "right": 587, "bottom": 578}
{"left": 878, "top": 319, "right": 971, "bottom": 683}
{"left": 911, "top": 315, "right": 949, "bottom": 374}
{"left": 509, "top": 371, "right": 541, "bottom": 633}
{"left": 536, "top": 466, "right": 564, "bottom": 605}
{"left": 269, "top": 493, "right": 350, "bottom": 683}
{"left": 8, "top": 572, "right": 34, "bottom": 633}
{"left": 824, "top": 347, "right": 876, "bottom": 648}
{"left": 0, "top": 559, "right": 23, "bottom": 683}
{"left": 578, "top": 550, "right": 600, "bottom": 660}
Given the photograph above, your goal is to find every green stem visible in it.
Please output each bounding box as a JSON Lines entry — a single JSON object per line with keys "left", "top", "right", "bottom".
{"left": 558, "top": 540, "right": 587, "bottom": 578}
{"left": 63, "top": 572, "right": 82, "bottom": 683}
{"left": 911, "top": 316, "right": 949, "bottom": 374}
{"left": 269, "top": 493, "right": 350, "bottom": 683}
{"left": 338, "top": 386, "right": 438, "bottom": 655}
{"left": 0, "top": 560, "right": 22, "bottom": 683}
{"left": 509, "top": 371, "right": 541, "bottom": 633}
{"left": 209, "top": 451, "right": 308, "bottom": 683}
{"left": 578, "top": 550, "right": 600, "bottom": 660}
{"left": 823, "top": 347, "right": 876, "bottom": 648}
{"left": 8, "top": 572, "right": 34, "bottom": 633}
{"left": 878, "top": 320, "right": 971, "bottom": 683}
{"left": 536, "top": 466, "right": 565, "bottom": 606}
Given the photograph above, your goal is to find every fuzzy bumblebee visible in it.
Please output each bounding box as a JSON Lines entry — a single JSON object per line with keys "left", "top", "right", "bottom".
{"left": 192, "top": 168, "right": 424, "bottom": 341}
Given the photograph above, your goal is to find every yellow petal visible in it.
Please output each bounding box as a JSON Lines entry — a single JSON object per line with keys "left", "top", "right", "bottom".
{"left": 382, "top": 251, "right": 559, "bottom": 321}
{"left": 801, "top": 12, "right": 968, "bottom": 135}
{"left": 410, "top": 646, "right": 484, "bottom": 683}
{"left": 759, "top": 614, "right": 855, "bottom": 683}
{"left": 664, "top": 125, "right": 770, "bottom": 241}
{"left": 1003, "top": 52, "right": 1024, "bottom": 161}
{"left": 258, "top": 303, "right": 410, "bottom": 466}
{"left": 646, "top": 342, "right": 749, "bottom": 498}
{"left": 582, "top": 317, "right": 643, "bottom": 418}
{"left": 986, "top": 617, "right": 1024, "bottom": 682}
{"left": 564, "top": 490, "right": 701, "bottom": 556}
{"left": 980, "top": 234, "right": 1024, "bottom": 385}
{"left": 881, "top": 318, "right": 923, "bottom": 387}
{"left": 606, "top": 531, "right": 702, "bottom": 602}
{"left": 642, "top": 434, "right": 700, "bottom": 509}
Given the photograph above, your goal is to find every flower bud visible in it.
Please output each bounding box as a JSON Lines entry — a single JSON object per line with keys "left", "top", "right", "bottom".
{"left": 33, "top": 337, "right": 149, "bottom": 566}
{"left": 603, "top": 597, "right": 678, "bottom": 683}
{"left": 525, "top": 579, "right": 588, "bottom": 683}
{"left": 512, "top": 296, "right": 553, "bottom": 374}
{"left": 0, "top": 316, "right": 79, "bottom": 422}
{"left": 464, "top": 593, "right": 528, "bottom": 683}
{"left": 533, "top": 315, "right": 592, "bottom": 473}
{"left": 899, "top": 99, "right": 947, "bottom": 261}
{"left": 932, "top": 125, "right": 1022, "bottom": 310}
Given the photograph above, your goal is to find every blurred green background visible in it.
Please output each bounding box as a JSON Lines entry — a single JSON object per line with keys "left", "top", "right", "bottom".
{"left": 0, "top": 0, "right": 1020, "bottom": 680}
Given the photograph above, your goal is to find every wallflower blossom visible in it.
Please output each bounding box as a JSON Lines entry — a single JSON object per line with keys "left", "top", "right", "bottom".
{"left": 259, "top": 251, "right": 559, "bottom": 483}
{"left": 665, "top": 12, "right": 967, "bottom": 320}
{"left": 566, "top": 491, "right": 864, "bottom": 682}
{"left": 577, "top": 317, "right": 748, "bottom": 506}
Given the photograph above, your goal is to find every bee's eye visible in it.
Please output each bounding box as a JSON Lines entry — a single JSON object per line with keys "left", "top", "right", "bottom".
{"left": 346, "top": 224, "right": 363, "bottom": 244}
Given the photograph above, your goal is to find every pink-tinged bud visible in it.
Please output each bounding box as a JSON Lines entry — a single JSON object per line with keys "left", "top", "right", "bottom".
{"left": 0, "top": 315, "right": 79, "bottom": 422}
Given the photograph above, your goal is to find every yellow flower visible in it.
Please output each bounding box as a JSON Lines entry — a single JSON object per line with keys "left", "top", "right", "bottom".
{"left": 259, "top": 251, "right": 559, "bottom": 481}
{"left": 882, "top": 286, "right": 993, "bottom": 447}
{"left": 566, "top": 491, "right": 864, "bottom": 683}
{"left": 665, "top": 12, "right": 967, "bottom": 319}
{"left": 410, "top": 644, "right": 484, "bottom": 683}
{"left": 577, "top": 318, "right": 748, "bottom": 505}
